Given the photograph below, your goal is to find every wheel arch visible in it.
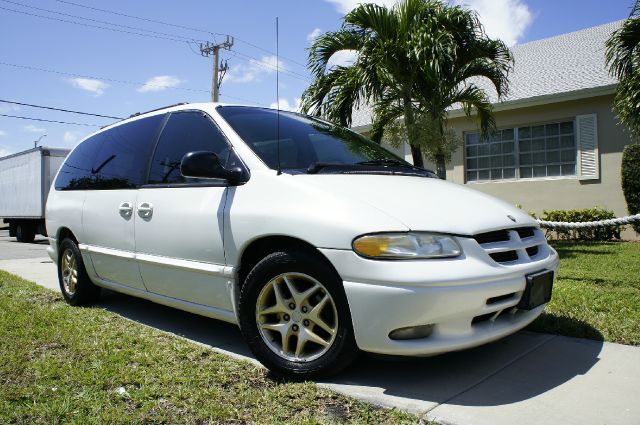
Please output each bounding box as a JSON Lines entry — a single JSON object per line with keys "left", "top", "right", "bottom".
{"left": 57, "top": 226, "right": 79, "bottom": 247}
{"left": 233, "top": 235, "right": 343, "bottom": 313}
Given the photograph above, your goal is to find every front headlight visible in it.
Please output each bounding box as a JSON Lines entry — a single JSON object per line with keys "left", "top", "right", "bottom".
{"left": 352, "top": 232, "right": 462, "bottom": 260}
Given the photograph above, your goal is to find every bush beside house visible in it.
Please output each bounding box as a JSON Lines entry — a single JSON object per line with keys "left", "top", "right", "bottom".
{"left": 621, "top": 144, "right": 640, "bottom": 233}
{"left": 540, "top": 207, "right": 623, "bottom": 241}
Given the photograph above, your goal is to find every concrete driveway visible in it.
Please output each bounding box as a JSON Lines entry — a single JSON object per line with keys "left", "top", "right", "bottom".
{"left": 1, "top": 229, "right": 638, "bottom": 424}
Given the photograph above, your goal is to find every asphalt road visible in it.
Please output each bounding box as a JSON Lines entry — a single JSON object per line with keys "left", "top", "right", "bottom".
{"left": 0, "top": 229, "right": 49, "bottom": 260}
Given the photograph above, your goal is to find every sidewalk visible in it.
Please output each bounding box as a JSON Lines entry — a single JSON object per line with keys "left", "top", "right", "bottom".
{"left": 2, "top": 255, "right": 639, "bottom": 425}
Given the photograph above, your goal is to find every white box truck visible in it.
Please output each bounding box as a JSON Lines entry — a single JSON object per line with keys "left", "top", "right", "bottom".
{"left": 0, "top": 147, "right": 70, "bottom": 242}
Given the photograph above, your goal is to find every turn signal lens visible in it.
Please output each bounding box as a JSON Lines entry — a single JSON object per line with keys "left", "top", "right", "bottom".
{"left": 352, "top": 233, "right": 462, "bottom": 259}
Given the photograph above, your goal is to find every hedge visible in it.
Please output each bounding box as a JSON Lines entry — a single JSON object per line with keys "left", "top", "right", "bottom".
{"left": 540, "top": 207, "right": 624, "bottom": 241}
{"left": 621, "top": 144, "right": 640, "bottom": 233}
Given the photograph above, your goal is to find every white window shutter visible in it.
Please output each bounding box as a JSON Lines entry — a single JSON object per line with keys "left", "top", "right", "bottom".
{"left": 576, "top": 114, "right": 599, "bottom": 180}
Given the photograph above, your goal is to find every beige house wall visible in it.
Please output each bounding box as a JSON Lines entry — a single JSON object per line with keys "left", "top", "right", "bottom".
{"left": 444, "top": 94, "right": 637, "bottom": 239}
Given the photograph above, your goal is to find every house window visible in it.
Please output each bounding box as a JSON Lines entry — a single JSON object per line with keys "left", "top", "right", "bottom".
{"left": 465, "top": 121, "right": 576, "bottom": 182}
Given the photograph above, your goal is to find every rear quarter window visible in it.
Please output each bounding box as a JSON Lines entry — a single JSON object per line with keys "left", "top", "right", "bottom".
{"left": 54, "top": 132, "right": 104, "bottom": 190}
{"left": 55, "top": 114, "right": 165, "bottom": 190}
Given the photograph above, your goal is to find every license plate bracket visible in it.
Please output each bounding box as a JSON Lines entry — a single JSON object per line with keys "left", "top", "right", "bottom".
{"left": 518, "top": 270, "right": 554, "bottom": 310}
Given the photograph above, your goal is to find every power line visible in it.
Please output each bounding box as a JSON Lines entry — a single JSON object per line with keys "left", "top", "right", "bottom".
{"left": 56, "top": 0, "right": 217, "bottom": 37}
{"left": 1, "top": 1, "right": 311, "bottom": 85}
{"left": 0, "top": 0, "right": 208, "bottom": 43}
{"left": 0, "top": 62, "right": 272, "bottom": 107}
{"left": 0, "top": 4, "right": 310, "bottom": 85}
{"left": 0, "top": 99, "right": 123, "bottom": 120}
{"left": 55, "top": 0, "right": 309, "bottom": 70}
{"left": 0, "top": 4, "right": 193, "bottom": 43}
{"left": 218, "top": 93, "right": 269, "bottom": 107}
{"left": 0, "top": 113, "right": 104, "bottom": 127}
{"left": 0, "top": 61, "right": 211, "bottom": 93}
{"left": 228, "top": 50, "right": 311, "bottom": 82}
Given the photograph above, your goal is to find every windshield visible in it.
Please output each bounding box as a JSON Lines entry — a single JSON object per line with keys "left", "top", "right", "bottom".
{"left": 217, "top": 106, "right": 431, "bottom": 176}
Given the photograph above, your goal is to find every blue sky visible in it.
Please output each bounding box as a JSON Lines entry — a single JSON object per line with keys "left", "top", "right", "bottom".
{"left": 0, "top": 0, "right": 633, "bottom": 156}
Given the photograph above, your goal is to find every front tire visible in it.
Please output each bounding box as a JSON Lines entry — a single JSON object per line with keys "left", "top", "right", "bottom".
{"left": 238, "top": 249, "right": 358, "bottom": 379}
{"left": 57, "top": 238, "right": 101, "bottom": 306}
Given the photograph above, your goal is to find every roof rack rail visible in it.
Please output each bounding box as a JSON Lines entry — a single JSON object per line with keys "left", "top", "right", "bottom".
{"left": 128, "top": 102, "right": 189, "bottom": 118}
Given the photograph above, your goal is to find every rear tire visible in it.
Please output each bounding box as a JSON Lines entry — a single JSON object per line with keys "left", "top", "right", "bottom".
{"left": 238, "top": 249, "right": 358, "bottom": 379}
{"left": 58, "top": 238, "right": 101, "bottom": 306}
{"left": 16, "top": 223, "right": 35, "bottom": 243}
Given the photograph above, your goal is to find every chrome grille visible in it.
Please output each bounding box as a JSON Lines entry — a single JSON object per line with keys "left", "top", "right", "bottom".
{"left": 473, "top": 227, "right": 547, "bottom": 265}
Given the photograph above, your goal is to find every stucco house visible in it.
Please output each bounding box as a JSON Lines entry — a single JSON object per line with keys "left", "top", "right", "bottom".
{"left": 350, "top": 20, "right": 636, "bottom": 236}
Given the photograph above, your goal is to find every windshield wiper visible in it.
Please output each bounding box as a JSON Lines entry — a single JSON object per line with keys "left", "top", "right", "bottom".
{"left": 356, "top": 159, "right": 416, "bottom": 168}
{"left": 306, "top": 162, "right": 348, "bottom": 174}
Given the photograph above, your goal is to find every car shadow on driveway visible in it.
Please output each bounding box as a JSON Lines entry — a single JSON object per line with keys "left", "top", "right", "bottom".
{"left": 95, "top": 290, "right": 603, "bottom": 412}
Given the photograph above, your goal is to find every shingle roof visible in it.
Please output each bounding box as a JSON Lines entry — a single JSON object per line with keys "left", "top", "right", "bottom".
{"left": 351, "top": 20, "right": 622, "bottom": 128}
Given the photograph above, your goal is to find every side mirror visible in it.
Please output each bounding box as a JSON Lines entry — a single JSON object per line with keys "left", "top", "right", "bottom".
{"left": 180, "top": 151, "right": 244, "bottom": 185}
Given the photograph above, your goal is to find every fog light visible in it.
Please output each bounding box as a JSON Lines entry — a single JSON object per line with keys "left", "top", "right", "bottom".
{"left": 388, "top": 324, "right": 434, "bottom": 340}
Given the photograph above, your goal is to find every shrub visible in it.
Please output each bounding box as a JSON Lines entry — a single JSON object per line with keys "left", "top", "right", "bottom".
{"left": 621, "top": 144, "right": 640, "bottom": 233}
{"left": 541, "top": 207, "right": 624, "bottom": 241}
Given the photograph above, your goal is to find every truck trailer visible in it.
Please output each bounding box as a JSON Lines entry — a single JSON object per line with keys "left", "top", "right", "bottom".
{"left": 0, "top": 147, "right": 70, "bottom": 242}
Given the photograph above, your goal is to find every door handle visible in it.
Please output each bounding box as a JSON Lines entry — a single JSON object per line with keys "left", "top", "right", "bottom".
{"left": 137, "top": 202, "right": 153, "bottom": 218}
{"left": 118, "top": 202, "right": 133, "bottom": 217}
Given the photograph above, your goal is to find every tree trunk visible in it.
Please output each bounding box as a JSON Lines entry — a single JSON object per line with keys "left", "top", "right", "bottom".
{"left": 410, "top": 145, "right": 424, "bottom": 168}
{"left": 435, "top": 154, "right": 446, "bottom": 180}
{"left": 403, "top": 97, "right": 424, "bottom": 167}
{"left": 433, "top": 111, "right": 446, "bottom": 179}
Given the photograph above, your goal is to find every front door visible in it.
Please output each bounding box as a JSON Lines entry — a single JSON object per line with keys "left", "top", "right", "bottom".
{"left": 134, "top": 110, "right": 238, "bottom": 310}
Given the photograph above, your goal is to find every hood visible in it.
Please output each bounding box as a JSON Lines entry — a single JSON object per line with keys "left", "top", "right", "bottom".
{"left": 297, "top": 174, "right": 537, "bottom": 235}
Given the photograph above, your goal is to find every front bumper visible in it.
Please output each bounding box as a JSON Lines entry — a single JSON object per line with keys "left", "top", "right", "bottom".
{"left": 46, "top": 237, "right": 58, "bottom": 263}
{"left": 319, "top": 236, "right": 559, "bottom": 356}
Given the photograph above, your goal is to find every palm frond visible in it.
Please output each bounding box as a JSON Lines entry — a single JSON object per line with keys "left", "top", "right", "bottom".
{"left": 308, "top": 29, "right": 366, "bottom": 77}
{"left": 451, "top": 84, "right": 495, "bottom": 137}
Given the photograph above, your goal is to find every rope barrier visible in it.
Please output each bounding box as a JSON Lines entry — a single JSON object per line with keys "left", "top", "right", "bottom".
{"left": 537, "top": 214, "right": 640, "bottom": 230}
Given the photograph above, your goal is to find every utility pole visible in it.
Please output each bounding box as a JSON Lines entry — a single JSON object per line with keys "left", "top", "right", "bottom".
{"left": 200, "top": 35, "right": 234, "bottom": 102}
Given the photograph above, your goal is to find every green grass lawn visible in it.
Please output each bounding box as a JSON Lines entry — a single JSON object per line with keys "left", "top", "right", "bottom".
{"left": 527, "top": 241, "right": 640, "bottom": 345}
{"left": 0, "top": 271, "right": 416, "bottom": 424}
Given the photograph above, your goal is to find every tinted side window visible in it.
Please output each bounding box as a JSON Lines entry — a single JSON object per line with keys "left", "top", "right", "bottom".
{"left": 92, "top": 114, "right": 165, "bottom": 189}
{"left": 55, "top": 132, "right": 105, "bottom": 190}
{"left": 148, "top": 111, "right": 233, "bottom": 184}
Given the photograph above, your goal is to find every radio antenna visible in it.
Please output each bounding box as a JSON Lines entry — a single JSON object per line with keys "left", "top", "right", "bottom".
{"left": 276, "top": 17, "right": 282, "bottom": 175}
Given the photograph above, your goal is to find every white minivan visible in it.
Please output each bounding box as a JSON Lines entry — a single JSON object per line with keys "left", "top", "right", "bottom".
{"left": 46, "top": 103, "right": 558, "bottom": 378}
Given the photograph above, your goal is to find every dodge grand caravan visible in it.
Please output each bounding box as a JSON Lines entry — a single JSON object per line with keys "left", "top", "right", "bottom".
{"left": 46, "top": 103, "right": 558, "bottom": 378}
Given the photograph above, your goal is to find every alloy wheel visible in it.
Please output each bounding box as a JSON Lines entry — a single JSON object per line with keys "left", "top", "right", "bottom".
{"left": 255, "top": 272, "right": 338, "bottom": 362}
{"left": 61, "top": 248, "right": 78, "bottom": 296}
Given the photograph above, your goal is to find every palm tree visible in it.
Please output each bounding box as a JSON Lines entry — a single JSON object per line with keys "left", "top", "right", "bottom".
{"left": 606, "top": 1, "right": 640, "bottom": 139}
{"left": 301, "top": 0, "right": 512, "bottom": 178}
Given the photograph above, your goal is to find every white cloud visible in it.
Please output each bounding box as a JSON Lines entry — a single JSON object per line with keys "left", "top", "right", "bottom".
{"left": 137, "top": 75, "right": 183, "bottom": 93}
{"left": 327, "top": 50, "right": 358, "bottom": 68}
{"left": 0, "top": 103, "right": 20, "bottom": 113}
{"left": 307, "top": 28, "right": 323, "bottom": 42}
{"left": 0, "top": 147, "right": 11, "bottom": 157}
{"left": 226, "top": 55, "right": 286, "bottom": 83}
{"left": 24, "top": 124, "right": 46, "bottom": 133}
{"left": 67, "top": 78, "right": 108, "bottom": 96}
{"left": 323, "top": 0, "right": 532, "bottom": 46}
{"left": 455, "top": 0, "right": 532, "bottom": 46}
{"left": 63, "top": 131, "right": 81, "bottom": 144}
{"left": 0, "top": 130, "right": 7, "bottom": 137}
{"left": 269, "top": 98, "right": 302, "bottom": 112}
{"left": 324, "top": 0, "right": 397, "bottom": 13}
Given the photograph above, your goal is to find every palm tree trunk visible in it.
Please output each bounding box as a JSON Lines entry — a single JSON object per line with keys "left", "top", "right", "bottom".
{"left": 435, "top": 154, "right": 446, "bottom": 179}
{"left": 410, "top": 145, "right": 424, "bottom": 167}
{"left": 403, "top": 98, "right": 424, "bottom": 167}
{"left": 433, "top": 112, "right": 447, "bottom": 179}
